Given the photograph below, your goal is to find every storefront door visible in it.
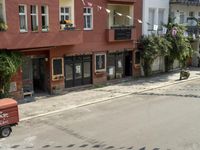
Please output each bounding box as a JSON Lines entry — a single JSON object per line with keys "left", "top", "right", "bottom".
{"left": 124, "top": 51, "right": 132, "bottom": 76}
{"left": 64, "top": 55, "right": 92, "bottom": 88}
{"left": 107, "top": 52, "right": 126, "bottom": 80}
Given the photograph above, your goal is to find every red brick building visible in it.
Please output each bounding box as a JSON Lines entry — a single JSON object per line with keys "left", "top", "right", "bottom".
{"left": 0, "top": 0, "right": 142, "bottom": 100}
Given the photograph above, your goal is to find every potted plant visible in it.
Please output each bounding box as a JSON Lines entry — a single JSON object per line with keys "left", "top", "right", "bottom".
{"left": 64, "top": 20, "right": 75, "bottom": 30}
{"left": 60, "top": 20, "right": 66, "bottom": 30}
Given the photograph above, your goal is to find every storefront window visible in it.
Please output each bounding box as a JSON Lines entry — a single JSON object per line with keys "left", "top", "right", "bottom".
{"left": 65, "top": 64, "right": 73, "bottom": 81}
{"left": 107, "top": 53, "right": 115, "bottom": 80}
{"left": 95, "top": 54, "right": 106, "bottom": 72}
{"left": 75, "top": 63, "right": 82, "bottom": 79}
{"left": 52, "top": 58, "right": 63, "bottom": 81}
{"left": 116, "top": 53, "right": 123, "bottom": 78}
{"left": 107, "top": 52, "right": 124, "bottom": 80}
{"left": 84, "top": 62, "right": 91, "bottom": 78}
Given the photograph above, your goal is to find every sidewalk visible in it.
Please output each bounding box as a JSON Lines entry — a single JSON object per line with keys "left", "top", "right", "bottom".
{"left": 19, "top": 68, "right": 200, "bottom": 121}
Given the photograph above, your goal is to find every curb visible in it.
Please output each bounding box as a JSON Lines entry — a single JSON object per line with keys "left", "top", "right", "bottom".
{"left": 20, "top": 76, "right": 200, "bottom": 122}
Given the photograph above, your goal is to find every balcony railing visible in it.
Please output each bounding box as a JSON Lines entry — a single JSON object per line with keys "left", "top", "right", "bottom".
{"left": 107, "top": 26, "right": 134, "bottom": 42}
{"left": 170, "top": 0, "right": 200, "bottom": 5}
{"left": 0, "top": 29, "right": 83, "bottom": 49}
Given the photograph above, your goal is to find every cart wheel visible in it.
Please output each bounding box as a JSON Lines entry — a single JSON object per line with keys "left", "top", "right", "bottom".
{"left": 0, "top": 126, "right": 12, "bottom": 138}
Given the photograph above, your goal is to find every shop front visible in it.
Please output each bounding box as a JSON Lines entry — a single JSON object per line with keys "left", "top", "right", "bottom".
{"left": 22, "top": 56, "right": 49, "bottom": 96}
{"left": 64, "top": 55, "right": 92, "bottom": 88}
{"left": 107, "top": 51, "right": 132, "bottom": 80}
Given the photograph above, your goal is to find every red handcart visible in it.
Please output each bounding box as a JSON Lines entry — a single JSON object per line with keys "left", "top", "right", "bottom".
{"left": 0, "top": 98, "right": 19, "bottom": 137}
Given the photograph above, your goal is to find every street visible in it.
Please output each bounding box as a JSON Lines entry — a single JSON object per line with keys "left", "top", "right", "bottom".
{"left": 1, "top": 78, "right": 200, "bottom": 150}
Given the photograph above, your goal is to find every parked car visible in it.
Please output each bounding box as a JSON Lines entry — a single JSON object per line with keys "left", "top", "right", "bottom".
{"left": 0, "top": 98, "right": 19, "bottom": 138}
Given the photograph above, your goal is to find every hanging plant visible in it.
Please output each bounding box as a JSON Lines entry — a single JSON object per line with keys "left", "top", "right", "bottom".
{"left": 0, "top": 51, "right": 22, "bottom": 98}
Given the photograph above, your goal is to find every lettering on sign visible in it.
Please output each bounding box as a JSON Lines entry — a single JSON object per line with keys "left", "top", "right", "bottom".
{"left": 0, "top": 111, "right": 9, "bottom": 119}
{"left": 0, "top": 112, "right": 9, "bottom": 126}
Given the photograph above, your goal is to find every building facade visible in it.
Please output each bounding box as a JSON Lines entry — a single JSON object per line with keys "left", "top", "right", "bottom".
{"left": 170, "top": 0, "right": 200, "bottom": 67}
{"left": 0, "top": 0, "right": 142, "bottom": 100}
{"left": 142, "top": 0, "right": 170, "bottom": 73}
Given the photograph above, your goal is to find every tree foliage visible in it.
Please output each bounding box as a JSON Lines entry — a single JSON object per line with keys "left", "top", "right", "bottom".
{"left": 140, "top": 17, "right": 194, "bottom": 76}
{"left": 164, "top": 18, "right": 194, "bottom": 68}
{"left": 140, "top": 34, "right": 171, "bottom": 76}
{"left": 0, "top": 51, "right": 22, "bottom": 98}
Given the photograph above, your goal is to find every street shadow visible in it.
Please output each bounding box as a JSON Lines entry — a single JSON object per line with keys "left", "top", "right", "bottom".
{"left": 8, "top": 143, "right": 163, "bottom": 150}
{"left": 136, "top": 92, "right": 200, "bottom": 99}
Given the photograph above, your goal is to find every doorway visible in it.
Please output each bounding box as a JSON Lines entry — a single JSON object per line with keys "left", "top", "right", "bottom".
{"left": 32, "top": 58, "right": 46, "bottom": 93}
{"left": 124, "top": 51, "right": 132, "bottom": 76}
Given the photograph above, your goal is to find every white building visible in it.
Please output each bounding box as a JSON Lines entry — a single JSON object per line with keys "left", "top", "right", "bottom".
{"left": 142, "top": 0, "right": 171, "bottom": 73}
{"left": 142, "top": 0, "right": 170, "bottom": 35}
{"left": 170, "top": 0, "right": 200, "bottom": 67}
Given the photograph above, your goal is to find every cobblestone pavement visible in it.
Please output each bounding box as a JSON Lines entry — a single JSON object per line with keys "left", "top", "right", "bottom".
{"left": 19, "top": 68, "right": 200, "bottom": 120}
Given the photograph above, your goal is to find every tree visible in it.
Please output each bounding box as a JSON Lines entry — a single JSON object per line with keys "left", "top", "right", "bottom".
{"left": 164, "top": 18, "right": 194, "bottom": 70}
{"left": 140, "top": 34, "right": 171, "bottom": 76}
{"left": 0, "top": 51, "right": 22, "bottom": 98}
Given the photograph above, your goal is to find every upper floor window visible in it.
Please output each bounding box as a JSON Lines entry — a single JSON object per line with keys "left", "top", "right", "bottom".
{"left": 60, "top": 7, "right": 70, "bottom": 22}
{"left": 84, "top": 7, "right": 93, "bottom": 30}
{"left": 0, "top": 2, "right": 3, "bottom": 21}
{"left": 179, "top": 12, "right": 185, "bottom": 24}
{"left": 31, "top": 5, "right": 38, "bottom": 31}
{"left": 189, "top": 11, "right": 194, "bottom": 17}
{"left": 148, "top": 8, "right": 155, "bottom": 30}
{"left": 41, "top": 5, "right": 49, "bottom": 31}
{"left": 19, "top": 5, "right": 28, "bottom": 32}
{"left": 158, "top": 9, "right": 165, "bottom": 30}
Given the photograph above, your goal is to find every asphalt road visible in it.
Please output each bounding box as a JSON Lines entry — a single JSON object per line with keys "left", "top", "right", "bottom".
{"left": 1, "top": 79, "right": 200, "bottom": 150}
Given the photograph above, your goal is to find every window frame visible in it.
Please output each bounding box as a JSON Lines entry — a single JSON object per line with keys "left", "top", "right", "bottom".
{"left": 52, "top": 57, "right": 64, "bottom": 81}
{"left": 158, "top": 8, "right": 165, "bottom": 30}
{"left": 0, "top": 0, "right": 6, "bottom": 23}
{"left": 30, "top": 5, "right": 38, "bottom": 32}
{"left": 60, "top": 7, "right": 71, "bottom": 22}
{"left": 95, "top": 53, "right": 106, "bottom": 72}
{"left": 179, "top": 12, "right": 185, "bottom": 24}
{"left": 41, "top": 5, "right": 49, "bottom": 32}
{"left": 148, "top": 8, "right": 155, "bottom": 31}
{"left": 83, "top": 7, "right": 93, "bottom": 30}
{"left": 19, "top": 4, "right": 28, "bottom": 32}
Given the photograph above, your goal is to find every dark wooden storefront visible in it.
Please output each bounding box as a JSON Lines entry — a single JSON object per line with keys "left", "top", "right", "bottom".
{"left": 107, "top": 51, "right": 132, "bottom": 80}
{"left": 64, "top": 55, "right": 92, "bottom": 88}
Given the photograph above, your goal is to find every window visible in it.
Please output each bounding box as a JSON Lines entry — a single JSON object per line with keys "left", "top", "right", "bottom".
{"left": 52, "top": 58, "right": 64, "bottom": 81}
{"left": 84, "top": 7, "right": 93, "bottom": 30}
{"left": 41, "top": 5, "right": 49, "bottom": 31}
{"left": 189, "top": 11, "right": 194, "bottom": 17}
{"left": 95, "top": 54, "right": 106, "bottom": 72}
{"left": 179, "top": 12, "right": 185, "bottom": 24}
{"left": 60, "top": 7, "right": 70, "bottom": 22}
{"left": 158, "top": 9, "right": 165, "bottom": 30}
{"left": 148, "top": 8, "right": 155, "bottom": 30}
{"left": 0, "top": 2, "right": 3, "bottom": 20}
{"left": 31, "top": 5, "right": 38, "bottom": 31}
{"left": 19, "top": 5, "right": 27, "bottom": 32}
